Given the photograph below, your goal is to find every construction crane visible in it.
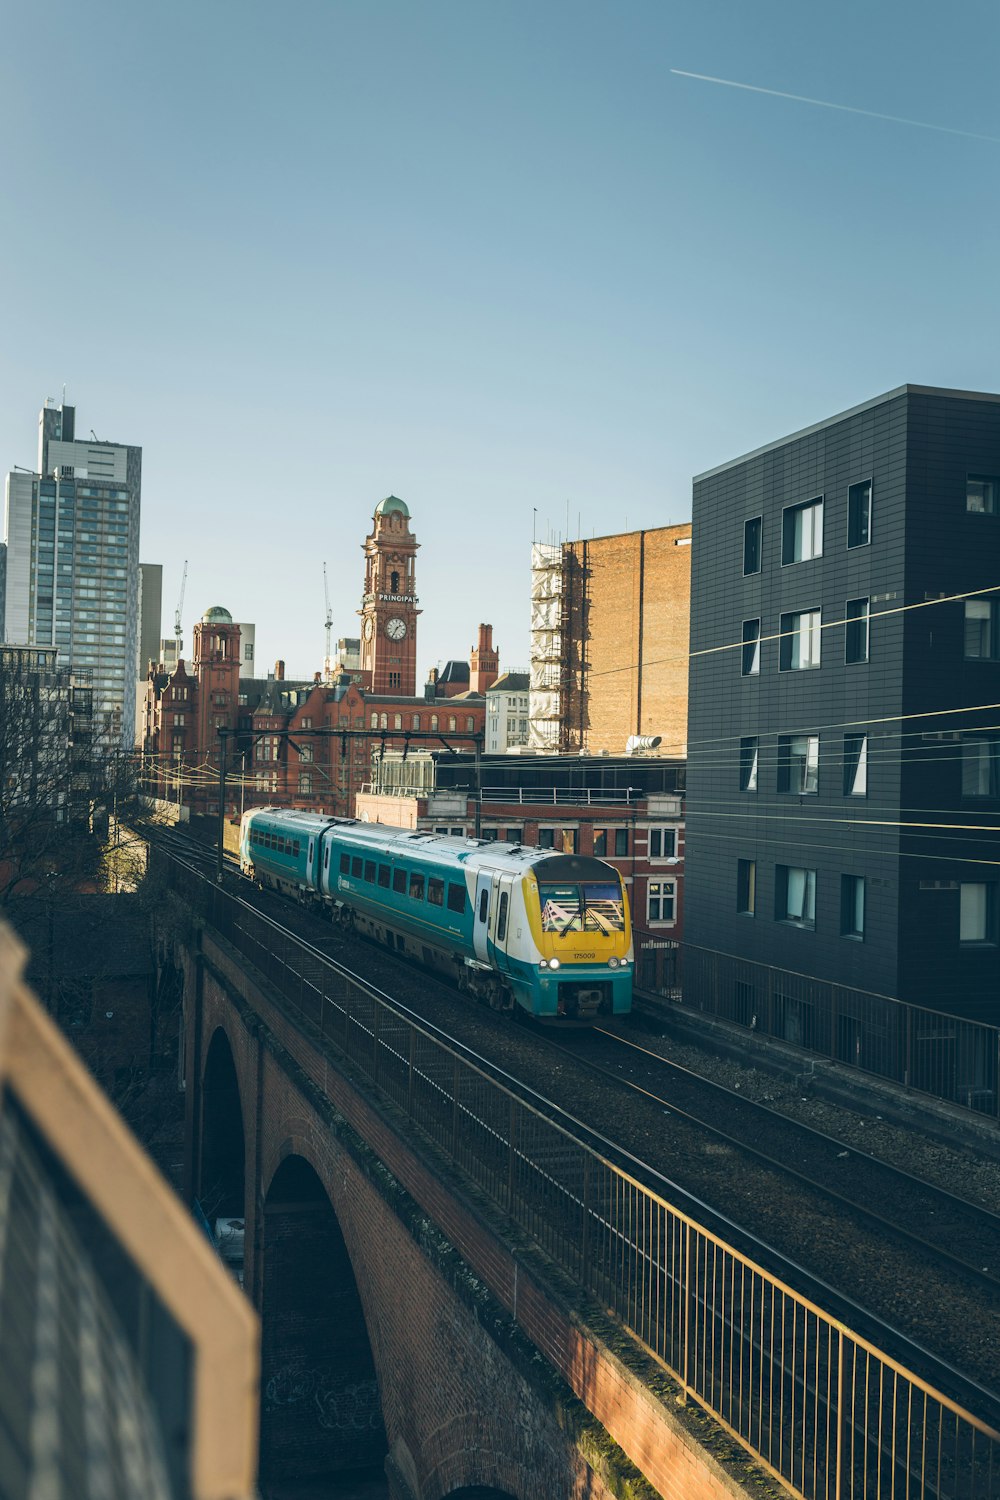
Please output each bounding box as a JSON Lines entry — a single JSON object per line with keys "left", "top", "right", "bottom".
{"left": 323, "top": 562, "right": 333, "bottom": 680}
{"left": 174, "top": 560, "right": 188, "bottom": 645}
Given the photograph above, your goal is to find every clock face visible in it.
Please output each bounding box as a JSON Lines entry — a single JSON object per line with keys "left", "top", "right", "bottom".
{"left": 362, "top": 616, "right": 374, "bottom": 642}
{"left": 386, "top": 617, "right": 407, "bottom": 641}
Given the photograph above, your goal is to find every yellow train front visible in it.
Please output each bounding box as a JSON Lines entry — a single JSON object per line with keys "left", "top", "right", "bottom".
{"left": 466, "top": 849, "right": 634, "bottom": 1021}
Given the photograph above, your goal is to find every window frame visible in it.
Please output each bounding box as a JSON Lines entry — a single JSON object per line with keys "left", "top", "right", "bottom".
{"left": 739, "top": 736, "right": 758, "bottom": 792}
{"left": 847, "top": 479, "right": 872, "bottom": 548}
{"left": 649, "top": 827, "right": 677, "bottom": 859}
{"left": 845, "top": 597, "right": 870, "bottom": 665}
{"left": 964, "top": 598, "right": 999, "bottom": 660}
{"left": 737, "top": 858, "right": 756, "bottom": 916}
{"left": 962, "top": 734, "right": 1000, "bottom": 798}
{"left": 843, "top": 733, "right": 868, "bottom": 797}
{"left": 647, "top": 879, "right": 676, "bottom": 924}
{"left": 959, "top": 882, "right": 996, "bottom": 944}
{"left": 776, "top": 864, "right": 817, "bottom": 929}
{"left": 967, "top": 475, "right": 999, "bottom": 515}
{"left": 743, "top": 516, "right": 762, "bottom": 576}
{"left": 777, "top": 733, "right": 819, "bottom": 795}
{"left": 840, "top": 874, "right": 865, "bottom": 939}
{"left": 741, "top": 618, "right": 761, "bottom": 676}
{"left": 779, "top": 608, "right": 822, "bottom": 671}
{"left": 781, "top": 496, "right": 824, "bottom": 565}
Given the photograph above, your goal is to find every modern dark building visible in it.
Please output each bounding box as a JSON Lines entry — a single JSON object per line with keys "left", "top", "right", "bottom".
{"left": 685, "top": 385, "right": 1000, "bottom": 1034}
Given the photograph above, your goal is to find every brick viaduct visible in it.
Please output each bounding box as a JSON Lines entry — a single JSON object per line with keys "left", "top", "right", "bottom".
{"left": 174, "top": 915, "right": 763, "bottom": 1500}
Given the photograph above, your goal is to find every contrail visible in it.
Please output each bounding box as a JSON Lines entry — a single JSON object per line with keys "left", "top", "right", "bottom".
{"left": 670, "top": 69, "right": 1000, "bottom": 145}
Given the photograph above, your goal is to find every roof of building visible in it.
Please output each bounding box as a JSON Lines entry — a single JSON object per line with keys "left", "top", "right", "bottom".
{"left": 202, "top": 605, "right": 233, "bottom": 624}
{"left": 437, "top": 660, "right": 470, "bottom": 684}
{"left": 488, "top": 672, "right": 530, "bottom": 692}
{"left": 374, "top": 494, "right": 409, "bottom": 518}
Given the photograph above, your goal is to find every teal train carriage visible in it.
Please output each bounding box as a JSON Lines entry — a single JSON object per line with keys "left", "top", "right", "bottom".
{"left": 239, "top": 808, "right": 633, "bottom": 1021}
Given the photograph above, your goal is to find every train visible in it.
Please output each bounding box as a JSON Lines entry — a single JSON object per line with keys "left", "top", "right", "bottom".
{"left": 238, "top": 807, "right": 633, "bottom": 1022}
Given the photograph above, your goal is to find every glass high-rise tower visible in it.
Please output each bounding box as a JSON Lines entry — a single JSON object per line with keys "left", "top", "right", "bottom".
{"left": 2, "top": 401, "right": 142, "bottom": 746}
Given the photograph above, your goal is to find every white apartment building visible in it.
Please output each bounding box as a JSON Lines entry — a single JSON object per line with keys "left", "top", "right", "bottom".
{"left": 485, "top": 671, "right": 530, "bottom": 753}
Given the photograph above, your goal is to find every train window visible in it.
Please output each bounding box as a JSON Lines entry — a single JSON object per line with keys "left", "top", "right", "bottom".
{"left": 538, "top": 881, "right": 625, "bottom": 933}
{"left": 392, "top": 868, "right": 407, "bottom": 894}
{"left": 428, "top": 877, "right": 444, "bottom": 906}
{"left": 363, "top": 860, "right": 376, "bottom": 883}
{"left": 478, "top": 889, "right": 489, "bottom": 923}
{"left": 294, "top": 841, "right": 301, "bottom": 857}
{"left": 497, "top": 892, "right": 509, "bottom": 941}
{"left": 324, "top": 847, "right": 329, "bottom": 868}
{"left": 351, "top": 857, "right": 363, "bottom": 877}
{"left": 339, "top": 853, "right": 350, "bottom": 875}
{"left": 378, "top": 864, "right": 391, "bottom": 888}
{"left": 409, "top": 872, "right": 425, "bottom": 901}
{"left": 447, "top": 883, "right": 466, "bottom": 913}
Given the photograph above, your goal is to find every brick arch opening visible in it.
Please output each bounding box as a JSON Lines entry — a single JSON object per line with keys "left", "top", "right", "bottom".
{"left": 259, "top": 1153, "right": 387, "bottom": 1487}
{"left": 200, "top": 1027, "right": 245, "bottom": 1226}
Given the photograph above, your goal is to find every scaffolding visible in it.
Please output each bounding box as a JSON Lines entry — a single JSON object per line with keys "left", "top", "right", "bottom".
{"left": 528, "top": 542, "right": 563, "bottom": 751}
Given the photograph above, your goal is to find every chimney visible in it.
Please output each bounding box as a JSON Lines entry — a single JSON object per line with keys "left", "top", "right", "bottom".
{"left": 314, "top": 671, "right": 321, "bottom": 683}
{"left": 275, "top": 660, "right": 285, "bottom": 680}
{"left": 470, "top": 623, "right": 499, "bottom": 694}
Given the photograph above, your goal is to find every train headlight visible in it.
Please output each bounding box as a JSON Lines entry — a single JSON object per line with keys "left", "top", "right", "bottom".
{"left": 539, "top": 959, "right": 548, "bottom": 968}
{"left": 608, "top": 956, "right": 619, "bottom": 968}
{"left": 548, "top": 958, "right": 560, "bottom": 970}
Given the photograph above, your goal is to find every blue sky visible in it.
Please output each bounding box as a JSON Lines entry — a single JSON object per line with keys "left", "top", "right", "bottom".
{"left": 2, "top": 0, "right": 998, "bottom": 680}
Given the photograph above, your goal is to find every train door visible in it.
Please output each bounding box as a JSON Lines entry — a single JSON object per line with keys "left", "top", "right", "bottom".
{"left": 473, "top": 871, "right": 494, "bottom": 963}
{"left": 492, "top": 873, "right": 516, "bottom": 974}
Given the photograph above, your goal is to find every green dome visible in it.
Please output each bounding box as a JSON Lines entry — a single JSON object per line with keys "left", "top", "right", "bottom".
{"left": 202, "top": 605, "right": 233, "bottom": 624}
{"left": 374, "top": 494, "right": 409, "bottom": 518}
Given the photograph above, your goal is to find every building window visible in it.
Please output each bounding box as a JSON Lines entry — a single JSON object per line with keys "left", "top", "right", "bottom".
{"left": 743, "top": 517, "right": 762, "bottom": 575}
{"left": 370, "top": 711, "right": 378, "bottom": 728}
{"left": 593, "top": 828, "right": 608, "bottom": 856}
{"left": 430, "top": 715, "right": 439, "bottom": 731}
{"left": 299, "top": 743, "right": 313, "bottom": 762}
{"left": 843, "top": 733, "right": 868, "bottom": 796}
{"left": 412, "top": 714, "right": 420, "bottom": 729}
{"left": 776, "top": 865, "right": 816, "bottom": 928}
{"left": 778, "top": 733, "right": 819, "bottom": 794}
{"left": 298, "top": 772, "right": 313, "bottom": 794}
{"left": 845, "top": 598, "right": 870, "bottom": 664}
{"left": 647, "top": 880, "right": 675, "bottom": 923}
{"left": 848, "top": 480, "right": 872, "bottom": 548}
{"left": 649, "top": 827, "right": 677, "bottom": 858}
{"left": 244, "top": 643, "right": 254, "bottom": 661}
{"left": 742, "top": 619, "right": 761, "bottom": 676}
{"left": 779, "top": 609, "right": 821, "bottom": 670}
{"left": 389, "top": 672, "right": 401, "bottom": 689}
{"left": 560, "top": 828, "right": 578, "bottom": 854}
{"left": 782, "top": 496, "right": 823, "bottom": 564}
{"left": 300, "top": 717, "right": 312, "bottom": 729}
{"left": 960, "top": 883, "right": 996, "bottom": 944}
{"left": 965, "top": 599, "right": 999, "bottom": 659}
{"left": 962, "top": 736, "right": 1000, "bottom": 797}
{"left": 737, "top": 859, "right": 756, "bottom": 916}
{"left": 967, "top": 475, "right": 999, "bottom": 514}
{"left": 538, "top": 828, "right": 555, "bottom": 848}
{"left": 841, "top": 875, "right": 865, "bottom": 938}
{"left": 394, "top": 714, "right": 402, "bottom": 729}
{"left": 739, "top": 736, "right": 758, "bottom": 792}
{"left": 466, "top": 716, "right": 475, "bottom": 731}
{"left": 448, "top": 716, "right": 457, "bottom": 732}
{"left": 614, "top": 828, "right": 629, "bottom": 857}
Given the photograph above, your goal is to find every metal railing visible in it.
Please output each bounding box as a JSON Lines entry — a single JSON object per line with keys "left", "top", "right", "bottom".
{"left": 682, "top": 945, "right": 1000, "bottom": 1122}
{"left": 163, "top": 854, "right": 1000, "bottom": 1500}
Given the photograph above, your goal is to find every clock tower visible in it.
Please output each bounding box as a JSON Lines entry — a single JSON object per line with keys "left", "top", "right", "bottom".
{"left": 359, "top": 495, "right": 421, "bottom": 696}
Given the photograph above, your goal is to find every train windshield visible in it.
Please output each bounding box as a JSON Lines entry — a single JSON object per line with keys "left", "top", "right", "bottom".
{"left": 538, "top": 881, "right": 625, "bottom": 934}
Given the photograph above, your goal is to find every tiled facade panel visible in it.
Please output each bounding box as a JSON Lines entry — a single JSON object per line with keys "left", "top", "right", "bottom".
{"left": 687, "top": 388, "right": 1000, "bottom": 1021}
{"left": 563, "top": 524, "right": 691, "bottom": 757}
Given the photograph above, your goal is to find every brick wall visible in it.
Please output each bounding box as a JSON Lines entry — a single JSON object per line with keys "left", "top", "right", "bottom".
{"left": 563, "top": 526, "right": 691, "bottom": 757}
{"left": 183, "top": 932, "right": 758, "bottom": 1500}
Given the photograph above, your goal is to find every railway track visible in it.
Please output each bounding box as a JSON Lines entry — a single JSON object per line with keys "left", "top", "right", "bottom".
{"left": 146, "top": 826, "right": 1000, "bottom": 1410}
{"left": 545, "top": 1025, "right": 1000, "bottom": 1296}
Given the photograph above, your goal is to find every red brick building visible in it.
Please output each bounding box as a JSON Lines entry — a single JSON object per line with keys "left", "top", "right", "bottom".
{"left": 141, "top": 497, "right": 497, "bottom": 819}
